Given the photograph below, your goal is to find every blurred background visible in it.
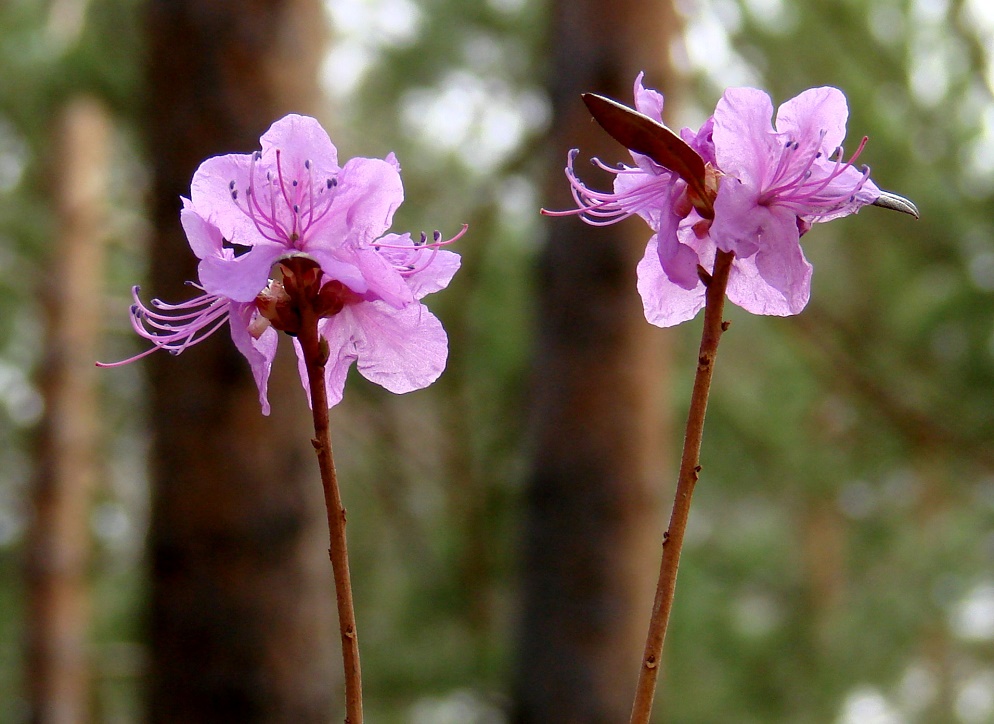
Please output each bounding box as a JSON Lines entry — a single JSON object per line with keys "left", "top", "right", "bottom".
{"left": 1, "top": 0, "right": 993, "bottom": 721}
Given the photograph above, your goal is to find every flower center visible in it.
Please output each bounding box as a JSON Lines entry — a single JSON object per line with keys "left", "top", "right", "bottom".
{"left": 253, "top": 257, "right": 360, "bottom": 337}
{"left": 228, "top": 150, "right": 338, "bottom": 249}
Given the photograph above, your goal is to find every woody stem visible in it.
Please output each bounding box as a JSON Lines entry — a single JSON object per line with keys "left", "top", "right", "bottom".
{"left": 298, "top": 308, "right": 363, "bottom": 724}
{"left": 629, "top": 248, "right": 734, "bottom": 723}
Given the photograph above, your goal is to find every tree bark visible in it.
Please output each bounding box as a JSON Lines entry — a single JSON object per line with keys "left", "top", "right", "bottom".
{"left": 143, "top": 2, "right": 337, "bottom": 721}
{"left": 514, "top": 1, "right": 682, "bottom": 721}
{"left": 25, "top": 95, "right": 111, "bottom": 724}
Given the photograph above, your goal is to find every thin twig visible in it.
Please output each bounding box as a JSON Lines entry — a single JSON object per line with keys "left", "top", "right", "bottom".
{"left": 298, "top": 308, "right": 363, "bottom": 724}
{"left": 630, "top": 249, "right": 734, "bottom": 723}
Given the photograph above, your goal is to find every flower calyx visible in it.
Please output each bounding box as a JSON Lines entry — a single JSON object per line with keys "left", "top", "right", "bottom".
{"left": 255, "top": 256, "right": 360, "bottom": 337}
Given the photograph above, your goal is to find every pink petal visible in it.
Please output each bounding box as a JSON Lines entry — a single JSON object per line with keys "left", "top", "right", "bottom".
{"left": 228, "top": 303, "right": 279, "bottom": 415}
{"left": 349, "top": 245, "right": 415, "bottom": 308}
{"left": 408, "top": 249, "right": 461, "bottom": 299}
{"left": 302, "top": 156, "right": 404, "bottom": 251}
{"left": 725, "top": 251, "right": 805, "bottom": 317}
{"left": 180, "top": 202, "right": 224, "bottom": 260}
{"left": 259, "top": 114, "right": 339, "bottom": 179}
{"left": 632, "top": 71, "right": 665, "bottom": 121}
{"left": 348, "top": 301, "right": 448, "bottom": 393}
{"left": 303, "top": 249, "right": 370, "bottom": 296}
{"left": 190, "top": 153, "right": 262, "bottom": 246}
{"left": 198, "top": 242, "right": 285, "bottom": 302}
{"left": 775, "top": 86, "right": 849, "bottom": 153}
{"left": 710, "top": 179, "right": 765, "bottom": 258}
{"left": 636, "top": 236, "right": 707, "bottom": 327}
{"left": 657, "top": 224, "right": 702, "bottom": 290}
{"left": 376, "top": 233, "right": 462, "bottom": 299}
{"left": 750, "top": 217, "right": 812, "bottom": 315}
{"left": 713, "top": 87, "right": 779, "bottom": 187}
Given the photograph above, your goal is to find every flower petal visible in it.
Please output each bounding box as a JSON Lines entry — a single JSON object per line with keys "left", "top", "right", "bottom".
{"left": 348, "top": 301, "right": 448, "bottom": 393}
{"left": 190, "top": 153, "right": 262, "bottom": 247}
{"left": 710, "top": 178, "right": 765, "bottom": 257}
{"left": 259, "top": 114, "right": 339, "bottom": 179}
{"left": 303, "top": 156, "right": 404, "bottom": 252}
{"left": 198, "top": 242, "right": 285, "bottom": 302}
{"left": 775, "top": 86, "right": 849, "bottom": 153}
{"left": 228, "top": 302, "right": 279, "bottom": 415}
{"left": 633, "top": 71, "right": 665, "bottom": 121}
{"left": 657, "top": 221, "right": 702, "bottom": 290}
{"left": 180, "top": 201, "right": 224, "bottom": 260}
{"left": 636, "top": 235, "right": 707, "bottom": 327}
{"left": 713, "top": 87, "right": 779, "bottom": 187}
{"left": 376, "top": 233, "right": 462, "bottom": 299}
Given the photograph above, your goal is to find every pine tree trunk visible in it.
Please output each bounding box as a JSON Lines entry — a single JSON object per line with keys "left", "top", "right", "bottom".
{"left": 514, "top": 1, "right": 683, "bottom": 720}
{"left": 143, "top": 2, "right": 337, "bottom": 721}
{"left": 24, "top": 95, "right": 111, "bottom": 724}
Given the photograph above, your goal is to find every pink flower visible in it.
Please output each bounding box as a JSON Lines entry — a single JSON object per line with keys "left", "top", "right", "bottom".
{"left": 547, "top": 74, "right": 718, "bottom": 326}
{"left": 102, "top": 114, "right": 462, "bottom": 414}
{"left": 553, "top": 78, "right": 880, "bottom": 327}
{"left": 709, "top": 86, "right": 878, "bottom": 316}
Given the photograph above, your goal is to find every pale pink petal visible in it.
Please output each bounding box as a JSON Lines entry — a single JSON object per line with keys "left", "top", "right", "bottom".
{"left": 409, "top": 249, "right": 461, "bottom": 299}
{"left": 180, "top": 201, "right": 223, "bottom": 260}
{"left": 349, "top": 245, "right": 414, "bottom": 307}
{"left": 657, "top": 222, "right": 701, "bottom": 290}
{"left": 713, "top": 88, "right": 779, "bottom": 186}
{"left": 198, "top": 242, "right": 285, "bottom": 302}
{"left": 633, "top": 71, "right": 665, "bottom": 121}
{"left": 637, "top": 236, "right": 707, "bottom": 327}
{"left": 681, "top": 115, "right": 716, "bottom": 166}
{"left": 725, "top": 250, "right": 806, "bottom": 316}
{"left": 720, "top": 205, "right": 813, "bottom": 315}
{"left": 775, "top": 86, "right": 849, "bottom": 152}
{"left": 259, "top": 114, "right": 339, "bottom": 179}
{"left": 376, "top": 233, "right": 462, "bottom": 299}
{"left": 228, "top": 303, "right": 279, "bottom": 416}
{"left": 710, "top": 179, "right": 765, "bottom": 257}
{"left": 348, "top": 302, "right": 447, "bottom": 393}
{"left": 303, "top": 156, "right": 404, "bottom": 252}
{"left": 189, "top": 153, "right": 261, "bottom": 246}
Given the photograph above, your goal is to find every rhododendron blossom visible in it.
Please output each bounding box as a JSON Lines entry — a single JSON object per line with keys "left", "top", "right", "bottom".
{"left": 102, "top": 114, "right": 462, "bottom": 414}
{"left": 553, "top": 76, "right": 881, "bottom": 327}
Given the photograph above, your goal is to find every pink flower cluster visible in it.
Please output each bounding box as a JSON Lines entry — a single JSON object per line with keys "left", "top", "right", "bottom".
{"left": 106, "top": 115, "right": 462, "bottom": 414}
{"left": 556, "top": 75, "right": 880, "bottom": 327}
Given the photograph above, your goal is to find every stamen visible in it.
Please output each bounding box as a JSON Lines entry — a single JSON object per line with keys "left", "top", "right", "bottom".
{"left": 372, "top": 224, "right": 468, "bottom": 276}
{"left": 97, "top": 286, "right": 235, "bottom": 367}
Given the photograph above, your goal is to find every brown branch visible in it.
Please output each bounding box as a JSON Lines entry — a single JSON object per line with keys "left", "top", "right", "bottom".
{"left": 630, "top": 249, "right": 734, "bottom": 723}
{"left": 297, "top": 310, "right": 363, "bottom": 724}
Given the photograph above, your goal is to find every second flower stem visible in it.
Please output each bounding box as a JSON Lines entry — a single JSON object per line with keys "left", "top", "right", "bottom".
{"left": 629, "top": 249, "right": 735, "bottom": 724}
{"left": 298, "top": 309, "right": 363, "bottom": 724}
